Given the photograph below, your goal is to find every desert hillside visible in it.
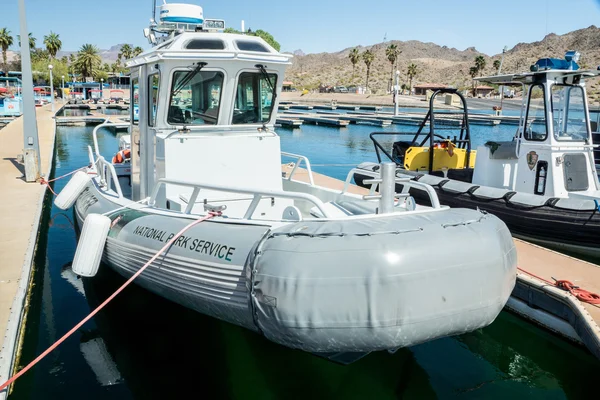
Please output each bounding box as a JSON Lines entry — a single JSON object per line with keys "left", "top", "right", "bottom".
{"left": 285, "top": 26, "right": 600, "bottom": 100}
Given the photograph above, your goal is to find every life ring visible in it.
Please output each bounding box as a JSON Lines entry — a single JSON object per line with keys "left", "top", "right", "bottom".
{"left": 112, "top": 149, "right": 131, "bottom": 164}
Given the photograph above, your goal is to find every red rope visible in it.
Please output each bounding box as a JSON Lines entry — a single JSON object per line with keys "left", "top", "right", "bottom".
{"left": 0, "top": 211, "right": 221, "bottom": 392}
{"left": 38, "top": 166, "right": 96, "bottom": 196}
{"left": 517, "top": 267, "right": 600, "bottom": 305}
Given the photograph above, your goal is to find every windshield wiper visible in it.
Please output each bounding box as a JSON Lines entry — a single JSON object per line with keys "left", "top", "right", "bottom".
{"left": 171, "top": 62, "right": 207, "bottom": 98}
{"left": 255, "top": 64, "right": 276, "bottom": 103}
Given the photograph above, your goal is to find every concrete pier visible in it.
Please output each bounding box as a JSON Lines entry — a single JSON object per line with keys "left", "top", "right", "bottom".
{"left": 0, "top": 105, "right": 55, "bottom": 391}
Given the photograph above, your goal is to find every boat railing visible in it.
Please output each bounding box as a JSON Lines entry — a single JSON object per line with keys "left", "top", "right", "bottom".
{"left": 281, "top": 151, "right": 315, "bottom": 185}
{"left": 92, "top": 122, "right": 130, "bottom": 159}
{"left": 88, "top": 145, "right": 124, "bottom": 198}
{"left": 369, "top": 132, "right": 435, "bottom": 164}
{"left": 344, "top": 167, "right": 442, "bottom": 209}
{"left": 149, "top": 178, "right": 334, "bottom": 219}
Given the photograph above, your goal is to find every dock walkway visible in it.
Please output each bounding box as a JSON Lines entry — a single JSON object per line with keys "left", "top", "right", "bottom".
{"left": 512, "top": 240, "right": 600, "bottom": 359}
{"left": 0, "top": 105, "right": 55, "bottom": 391}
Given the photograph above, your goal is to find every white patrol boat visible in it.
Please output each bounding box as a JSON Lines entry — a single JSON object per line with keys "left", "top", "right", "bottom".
{"left": 55, "top": 1, "right": 516, "bottom": 360}
{"left": 355, "top": 52, "right": 600, "bottom": 259}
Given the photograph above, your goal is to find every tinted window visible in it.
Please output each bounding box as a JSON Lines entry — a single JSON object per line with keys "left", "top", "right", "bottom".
{"left": 233, "top": 72, "right": 277, "bottom": 124}
{"left": 524, "top": 84, "right": 547, "bottom": 141}
{"left": 235, "top": 41, "right": 270, "bottom": 52}
{"left": 185, "top": 39, "right": 225, "bottom": 50}
{"left": 168, "top": 70, "right": 223, "bottom": 125}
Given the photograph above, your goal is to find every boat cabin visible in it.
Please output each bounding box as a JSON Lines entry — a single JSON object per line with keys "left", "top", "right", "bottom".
{"left": 125, "top": 20, "right": 291, "bottom": 218}
{"left": 473, "top": 51, "right": 600, "bottom": 199}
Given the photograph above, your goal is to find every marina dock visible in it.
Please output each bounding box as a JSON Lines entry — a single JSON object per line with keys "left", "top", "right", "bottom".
{"left": 511, "top": 240, "right": 600, "bottom": 359}
{"left": 0, "top": 105, "right": 55, "bottom": 389}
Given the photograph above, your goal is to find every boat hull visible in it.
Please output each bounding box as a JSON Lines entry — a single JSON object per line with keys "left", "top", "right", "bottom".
{"left": 74, "top": 179, "right": 517, "bottom": 353}
{"left": 354, "top": 162, "right": 600, "bottom": 259}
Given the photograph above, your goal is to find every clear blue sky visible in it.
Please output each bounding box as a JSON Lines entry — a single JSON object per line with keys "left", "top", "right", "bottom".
{"left": 2, "top": 0, "right": 600, "bottom": 56}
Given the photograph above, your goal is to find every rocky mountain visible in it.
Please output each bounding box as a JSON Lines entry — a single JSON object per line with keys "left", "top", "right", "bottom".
{"left": 285, "top": 25, "right": 600, "bottom": 98}
{"left": 55, "top": 44, "right": 126, "bottom": 63}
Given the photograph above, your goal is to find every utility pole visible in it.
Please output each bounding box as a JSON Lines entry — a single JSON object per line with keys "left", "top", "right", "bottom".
{"left": 498, "top": 46, "right": 508, "bottom": 114}
{"left": 48, "top": 64, "right": 54, "bottom": 114}
{"left": 394, "top": 70, "right": 400, "bottom": 116}
{"left": 18, "top": 0, "right": 41, "bottom": 182}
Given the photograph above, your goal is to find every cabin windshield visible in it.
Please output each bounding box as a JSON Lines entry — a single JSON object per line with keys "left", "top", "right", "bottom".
{"left": 168, "top": 70, "right": 223, "bottom": 125}
{"left": 524, "top": 84, "right": 547, "bottom": 141}
{"left": 232, "top": 72, "right": 277, "bottom": 124}
{"left": 551, "top": 85, "right": 588, "bottom": 141}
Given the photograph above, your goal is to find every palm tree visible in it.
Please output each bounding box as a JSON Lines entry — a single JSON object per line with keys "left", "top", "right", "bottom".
{"left": 133, "top": 46, "right": 144, "bottom": 57}
{"left": 44, "top": 32, "right": 62, "bottom": 59}
{"left": 74, "top": 44, "right": 101, "bottom": 79}
{"left": 348, "top": 48, "right": 360, "bottom": 81}
{"left": 118, "top": 44, "right": 133, "bottom": 61}
{"left": 362, "top": 49, "right": 375, "bottom": 93}
{"left": 0, "top": 28, "right": 13, "bottom": 74}
{"left": 17, "top": 33, "right": 36, "bottom": 50}
{"left": 469, "top": 66, "right": 479, "bottom": 96}
{"left": 474, "top": 55, "right": 486, "bottom": 75}
{"left": 407, "top": 63, "right": 418, "bottom": 95}
{"left": 493, "top": 59, "right": 501, "bottom": 74}
{"left": 386, "top": 43, "right": 400, "bottom": 92}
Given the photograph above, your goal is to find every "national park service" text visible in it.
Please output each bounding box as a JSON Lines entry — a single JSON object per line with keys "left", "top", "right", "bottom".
{"left": 132, "top": 225, "right": 236, "bottom": 262}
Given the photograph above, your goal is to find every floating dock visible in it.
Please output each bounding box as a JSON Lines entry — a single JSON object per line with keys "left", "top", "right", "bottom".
{"left": 276, "top": 117, "right": 303, "bottom": 128}
{"left": 298, "top": 116, "right": 349, "bottom": 127}
{"left": 55, "top": 112, "right": 129, "bottom": 128}
{"left": 510, "top": 240, "right": 600, "bottom": 359}
{"left": 0, "top": 105, "right": 56, "bottom": 394}
{"left": 278, "top": 103, "right": 521, "bottom": 127}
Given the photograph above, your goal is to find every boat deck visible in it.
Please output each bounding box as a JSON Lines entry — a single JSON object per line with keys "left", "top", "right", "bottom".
{"left": 0, "top": 105, "right": 55, "bottom": 385}
{"left": 281, "top": 164, "right": 370, "bottom": 196}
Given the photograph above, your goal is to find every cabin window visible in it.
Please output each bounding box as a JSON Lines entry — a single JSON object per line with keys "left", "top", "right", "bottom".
{"left": 551, "top": 85, "right": 588, "bottom": 141}
{"left": 232, "top": 72, "right": 277, "bottom": 124}
{"left": 168, "top": 70, "right": 223, "bottom": 125}
{"left": 131, "top": 78, "right": 139, "bottom": 126}
{"left": 235, "top": 41, "right": 270, "bottom": 53}
{"left": 524, "top": 84, "right": 547, "bottom": 141}
{"left": 185, "top": 39, "right": 225, "bottom": 50}
{"left": 148, "top": 74, "right": 160, "bottom": 127}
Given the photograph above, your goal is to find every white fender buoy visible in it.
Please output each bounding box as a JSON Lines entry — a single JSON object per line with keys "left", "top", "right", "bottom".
{"left": 72, "top": 214, "right": 111, "bottom": 277}
{"left": 54, "top": 171, "right": 91, "bottom": 210}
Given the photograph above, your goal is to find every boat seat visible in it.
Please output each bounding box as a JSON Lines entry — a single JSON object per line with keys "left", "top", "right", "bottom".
{"left": 310, "top": 200, "right": 407, "bottom": 218}
{"left": 485, "top": 141, "right": 517, "bottom": 160}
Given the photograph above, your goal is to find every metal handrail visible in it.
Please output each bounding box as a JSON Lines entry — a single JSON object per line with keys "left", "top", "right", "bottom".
{"left": 368, "top": 132, "right": 444, "bottom": 164}
{"left": 281, "top": 151, "right": 315, "bottom": 185}
{"left": 149, "top": 178, "right": 332, "bottom": 219}
{"left": 92, "top": 121, "right": 130, "bottom": 158}
{"left": 345, "top": 167, "right": 442, "bottom": 209}
{"left": 94, "top": 155, "right": 124, "bottom": 198}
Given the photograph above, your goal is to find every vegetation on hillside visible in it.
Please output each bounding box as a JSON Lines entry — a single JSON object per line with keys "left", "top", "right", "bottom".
{"left": 285, "top": 25, "right": 600, "bottom": 101}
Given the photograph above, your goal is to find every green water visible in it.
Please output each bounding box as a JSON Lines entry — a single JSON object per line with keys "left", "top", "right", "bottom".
{"left": 11, "top": 123, "right": 600, "bottom": 399}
